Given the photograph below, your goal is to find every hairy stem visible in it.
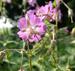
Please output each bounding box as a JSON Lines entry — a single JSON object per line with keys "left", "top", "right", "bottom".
{"left": 27, "top": 42, "right": 32, "bottom": 71}
{"left": 20, "top": 40, "right": 25, "bottom": 70}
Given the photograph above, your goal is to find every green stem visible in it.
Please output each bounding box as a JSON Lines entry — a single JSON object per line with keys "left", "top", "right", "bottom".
{"left": 71, "top": 16, "right": 73, "bottom": 23}
{"left": 61, "top": 0, "right": 70, "bottom": 9}
{"left": 20, "top": 40, "right": 25, "bottom": 70}
{"left": 61, "top": 0, "right": 73, "bottom": 23}
{"left": 27, "top": 42, "right": 32, "bottom": 71}
{"left": 51, "top": 1, "right": 59, "bottom": 68}
{"left": 29, "top": 50, "right": 32, "bottom": 71}
{"left": 56, "top": 13, "right": 58, "bottom": 31}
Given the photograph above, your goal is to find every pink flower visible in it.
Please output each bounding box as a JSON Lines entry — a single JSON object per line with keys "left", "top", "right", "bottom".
{"left": 36, "top": 5, "right": 48, "bottom": 20}
{"left": 36, "top": 1, "right": 61, "bottom": 22}
{"left": 17, "top": 10, "right": 46, "bottom": 43}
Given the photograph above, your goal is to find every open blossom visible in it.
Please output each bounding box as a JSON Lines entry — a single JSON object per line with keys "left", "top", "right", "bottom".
{"left": 17, "top": 10, "right": 46, "bottom": 43}
{"left": 36, "top": 1, "right": 61, "bottom": 22}
{"left": 36, "top": 5, "right": 48, "bottom": 20}
{"left": 27, "top": 0, "right": 36, "bottom": 6}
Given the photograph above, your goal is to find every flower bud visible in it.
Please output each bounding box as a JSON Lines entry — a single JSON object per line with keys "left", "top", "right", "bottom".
{"left": 68, "top": 9, "right": 73, "bottom": 17}
{"left": 68, "top": 9, "right": 73, "bottom": 23}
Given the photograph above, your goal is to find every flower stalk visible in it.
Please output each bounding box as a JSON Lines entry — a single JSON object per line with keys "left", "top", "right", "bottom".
{"left": 61, "top": 0, "right": 73, "bottom": 23}
{"left": 27, "top": 42, "right": 32, "bottom": 71}
{"left": 29, "top": 49, "right": 32, "bottom": 71}
{"left": 20, "top": 40, "right": 25, "bottom": 71}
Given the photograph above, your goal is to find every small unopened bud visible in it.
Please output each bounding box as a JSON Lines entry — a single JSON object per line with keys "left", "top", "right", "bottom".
{"left": 68, "top": 9, "right": 73, "bottom": 17}
{"left": 68, "top": 9, "right": 73, "bottom": 23}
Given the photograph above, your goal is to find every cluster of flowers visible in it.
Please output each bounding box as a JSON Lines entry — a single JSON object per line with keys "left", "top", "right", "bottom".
{"left": 17, "top": 0, "right": 61, "bottom": 43}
